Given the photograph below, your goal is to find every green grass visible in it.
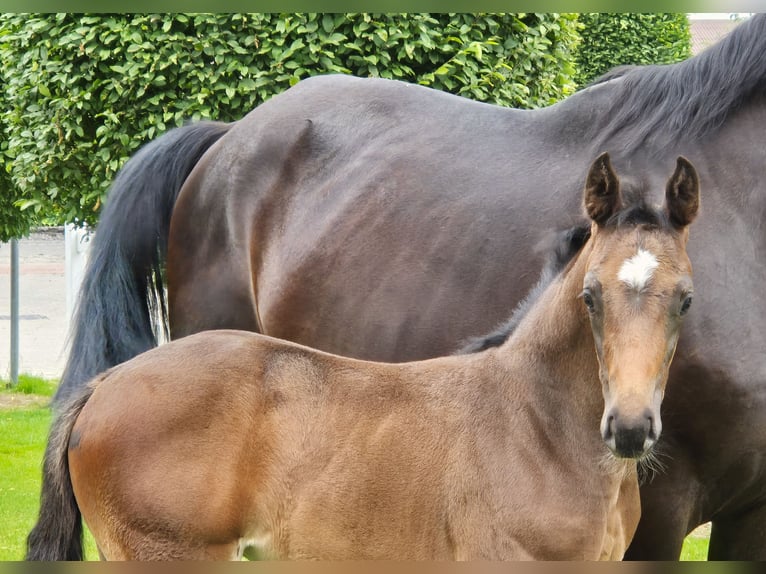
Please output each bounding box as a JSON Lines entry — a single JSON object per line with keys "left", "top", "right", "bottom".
{"left": 681, "top": 535, "right": 710, "bottom": 561}
{"left": 0, "top": 406, "right": 52, "bottom": 560}
{"left": 0, "top": 380, "right": 97, "bottom": 561}
{"left": 0, "top": 379, "right": 710, "bottom": 561}
{"left": 2, "top": 374, "right": 57, "bottom": 397}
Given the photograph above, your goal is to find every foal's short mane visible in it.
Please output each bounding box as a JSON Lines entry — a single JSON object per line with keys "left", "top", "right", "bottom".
{"left": 459, "top": 203, "right": 670, "bottom": 354}
{"left": 587, "top": 14, "right": 766, "bottom": 153}
{"left": 457, "top": 224, "right": 590, "bottom": 354}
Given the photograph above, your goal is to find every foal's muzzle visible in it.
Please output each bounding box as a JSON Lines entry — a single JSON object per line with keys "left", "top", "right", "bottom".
{"left": 602, "top": 408, "right": 658, "bottom": 458}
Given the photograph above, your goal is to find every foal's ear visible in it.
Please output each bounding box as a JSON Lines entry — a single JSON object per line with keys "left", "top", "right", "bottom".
{"left": 665, "top": 156, "right": 700, "bottom": 228}
{"left": 584, "top": 152, "right": 621, "bottom": 226}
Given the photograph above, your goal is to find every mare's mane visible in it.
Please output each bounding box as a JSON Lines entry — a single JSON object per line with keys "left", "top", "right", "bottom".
{"left": 585, "top": 14, "right": 766, "bottom": 153}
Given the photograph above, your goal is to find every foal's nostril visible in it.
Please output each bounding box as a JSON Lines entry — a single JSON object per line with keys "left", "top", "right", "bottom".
{"left": 644, "top": 409, "right": 658, "bottom": 441}
{"left": 604, "top": 414, "right": 616, "bottom": 439}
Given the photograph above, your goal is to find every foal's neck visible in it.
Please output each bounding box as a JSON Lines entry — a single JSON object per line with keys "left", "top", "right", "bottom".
{"left": 497, "top": 241, "right": 602, "bottom": 413}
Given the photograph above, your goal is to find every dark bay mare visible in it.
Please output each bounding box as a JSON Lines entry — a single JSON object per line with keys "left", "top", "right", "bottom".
{"left": 27, "top": 155, "right": 700, "bottom": 560}
{"left": 48, "top": 15, "right": 766, "bottom": 560}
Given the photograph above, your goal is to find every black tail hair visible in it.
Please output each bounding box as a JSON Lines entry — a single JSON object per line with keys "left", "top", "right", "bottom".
{"left": 54, "top": 121, "right": 230, "bottom": 405}
{"left": 26, "top": 382, "right": 96, "bottom": 560}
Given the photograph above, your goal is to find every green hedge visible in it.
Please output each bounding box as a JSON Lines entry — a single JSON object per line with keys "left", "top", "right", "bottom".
{"left": 0, "top": 170, "right": 31, "bottom": 241}
{"left": 0, "top": 13, "right": 580, "bottom": 238}
{"left": 575, "top": 13, "right": 691, "bottom": 87}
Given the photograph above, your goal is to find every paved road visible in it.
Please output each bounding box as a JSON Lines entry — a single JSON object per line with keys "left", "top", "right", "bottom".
{"left": 0, "top": 229, "right": 68, "bottom": 380}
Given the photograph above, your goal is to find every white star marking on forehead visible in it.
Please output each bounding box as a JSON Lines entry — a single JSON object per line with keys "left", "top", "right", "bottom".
{"left": 618, "top": 248, "right": 659, "bottom": 291}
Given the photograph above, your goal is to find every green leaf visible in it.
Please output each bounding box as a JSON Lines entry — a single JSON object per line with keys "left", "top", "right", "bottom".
{"left": 322, "top": 14, "right": 334, "bottom": 34}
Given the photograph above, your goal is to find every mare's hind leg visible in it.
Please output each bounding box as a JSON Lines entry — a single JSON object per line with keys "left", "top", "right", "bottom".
{"left": 708, "top": 504, "right": 766, "bottom": 560}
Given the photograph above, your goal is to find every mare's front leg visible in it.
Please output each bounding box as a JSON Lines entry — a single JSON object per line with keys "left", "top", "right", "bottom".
{"left": 623, "top": 452, "right": 700, "bottom": 560}
{"left": 708, "top": 504, "right": 766, "bottom": 560}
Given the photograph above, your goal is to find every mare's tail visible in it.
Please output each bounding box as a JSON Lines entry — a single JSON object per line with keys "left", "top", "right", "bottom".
{"left": 25, "top": 383, "right": 96, "bottom": 560}
{"left": 54, "top": 121, "right": 231, "bottom": 406}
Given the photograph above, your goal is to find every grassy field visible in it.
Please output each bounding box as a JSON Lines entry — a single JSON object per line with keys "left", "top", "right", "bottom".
{"left": 0, "top": 403, "right": 51, "bottom": 560}
{"left": 0, "top": 376, "right": 97, "bottom": 560}
{"left": 1, "top": 376, "right": 709, "bottom": 561}
{"left": 681, "top": 536, "right": 710, "bottom": 561}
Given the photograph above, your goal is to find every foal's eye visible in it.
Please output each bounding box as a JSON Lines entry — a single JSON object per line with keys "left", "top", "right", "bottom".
{"left": 582, "top": 291, "right": 596, "bottom": 313}
{"left": 680, "top": 295, "right": 693, "bottom": 316}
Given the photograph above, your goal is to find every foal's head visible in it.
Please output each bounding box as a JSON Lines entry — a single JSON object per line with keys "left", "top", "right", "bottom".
{"left": 580, "top": 153, "right": 699, "bottom": 459}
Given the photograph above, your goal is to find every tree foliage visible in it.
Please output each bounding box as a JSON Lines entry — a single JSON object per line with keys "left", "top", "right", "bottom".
{"left": 0, "top": 13, "right": 694, "bottom": 241}
{"left": 0, "top": 13, "right": 580, "bottom": 239}
{"left": 574, "top": 13, "right": 691, "bottom": 87}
